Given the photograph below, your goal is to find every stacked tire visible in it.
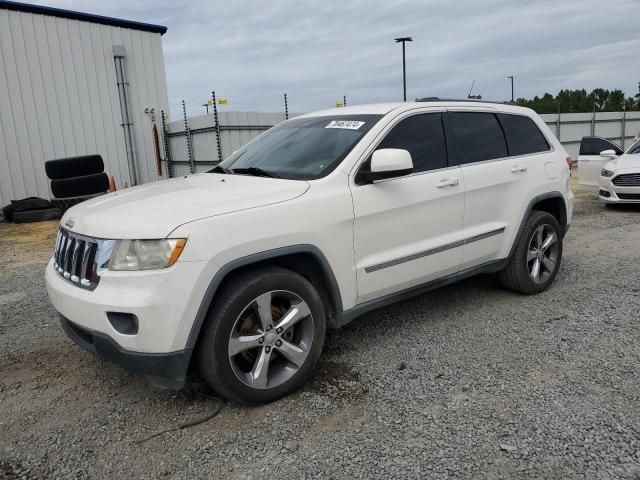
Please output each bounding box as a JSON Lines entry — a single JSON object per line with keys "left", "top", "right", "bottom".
{"left": 45, "top": 155, "right": 109, "bottom": 211}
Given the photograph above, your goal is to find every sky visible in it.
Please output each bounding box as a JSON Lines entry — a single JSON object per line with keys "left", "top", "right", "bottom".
{"left": 35, "top": 0, "right": 640, "bottom": 115}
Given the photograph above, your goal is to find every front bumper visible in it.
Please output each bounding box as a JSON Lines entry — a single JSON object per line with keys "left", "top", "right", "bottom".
{"left": 59, "top": 316, "right": 190, "bottom": 389}
{"left": 46, "top": 256, "right": 220, "bottom": 387}
{"left": 45, "top": 258, "right": 215, "bottom": 352}
{"left": 599, "top": 175, "right": 640, "bottom": 203}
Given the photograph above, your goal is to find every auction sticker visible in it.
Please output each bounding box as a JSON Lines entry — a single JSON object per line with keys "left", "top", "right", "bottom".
{"left": 325, "top": 120, "right": 365, "bottom": 130}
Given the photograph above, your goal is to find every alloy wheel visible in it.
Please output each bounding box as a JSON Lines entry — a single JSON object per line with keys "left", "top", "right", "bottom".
{"left": 527, "top": 224, "right": 559, "bottom": 284}
{"left": 227, "top": 290, "right": 314, "bottom": 390}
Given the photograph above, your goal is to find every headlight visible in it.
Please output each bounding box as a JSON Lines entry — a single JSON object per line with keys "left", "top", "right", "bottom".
{"left": 109, "top": 239, "right": 186, "bottom": 271}
{"left": 600, "top": 169, "right": 614, "bottom": 178}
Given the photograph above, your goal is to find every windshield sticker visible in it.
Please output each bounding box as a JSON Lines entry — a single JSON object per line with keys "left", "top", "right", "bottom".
{"left": 325, "top": 120, "right": 365, "bottom": 130}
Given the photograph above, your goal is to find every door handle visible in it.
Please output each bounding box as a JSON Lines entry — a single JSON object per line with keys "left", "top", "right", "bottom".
{"left": 511, "top": 165, "right": 528, "bottom": 173}
{"left": 436, "top": 178, "right": 459, "bottom": 188}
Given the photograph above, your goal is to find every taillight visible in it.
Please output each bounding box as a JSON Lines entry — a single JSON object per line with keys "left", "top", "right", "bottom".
{"left": 565, "top": 156, "right": 573, "bottom": 175}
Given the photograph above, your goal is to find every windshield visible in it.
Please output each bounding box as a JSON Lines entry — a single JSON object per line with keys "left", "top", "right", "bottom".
{"left": 627, "top": 139, "right": 640, "bottom": 154}
{"left": 215, "top": 115, "right": 382, "bottom": 180}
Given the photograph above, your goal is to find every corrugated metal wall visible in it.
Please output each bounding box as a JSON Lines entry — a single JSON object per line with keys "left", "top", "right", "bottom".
{"left": 166, "top": 110, "right": 640, "bottom": 174}
{"left": 0, "top": 8, "right": 169, "bottom": 207}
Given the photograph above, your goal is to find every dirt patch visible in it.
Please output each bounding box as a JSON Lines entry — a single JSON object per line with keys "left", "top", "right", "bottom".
{"left": 0, "top": 221, "right": 58, "bottom": 274}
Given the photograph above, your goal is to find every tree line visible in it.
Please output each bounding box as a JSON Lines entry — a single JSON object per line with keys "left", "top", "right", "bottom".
{"left": 515, "top": 82, "right": 640, "bottom": 114}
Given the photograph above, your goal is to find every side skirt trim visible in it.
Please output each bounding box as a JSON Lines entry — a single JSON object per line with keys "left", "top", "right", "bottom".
{"left": 332, "top": 258, "right": 508, "bottom": 329}
{"left": 364, "top": 227, "right": 505, "bottom": 273}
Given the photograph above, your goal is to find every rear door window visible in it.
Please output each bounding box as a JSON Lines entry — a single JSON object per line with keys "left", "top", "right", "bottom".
{"left": 448, "top": 112, "right": 508, "bottom": 164}
{"left": 497, "top": 113, "right": 550, "bottom": 156}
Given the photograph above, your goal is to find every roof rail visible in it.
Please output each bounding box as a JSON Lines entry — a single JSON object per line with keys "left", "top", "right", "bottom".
{"left": 415, "top": 97, "right": 518, "bottom": 106}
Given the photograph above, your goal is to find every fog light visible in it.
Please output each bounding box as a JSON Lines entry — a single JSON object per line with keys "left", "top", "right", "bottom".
{"left": 107, "top": 312, "right": 139, "bottom": 335}
{"left": 599, "top": 190, "right": 611, "bottom": 198}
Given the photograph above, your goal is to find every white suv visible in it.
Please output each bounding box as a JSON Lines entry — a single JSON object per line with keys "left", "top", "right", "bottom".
{"left": 46, "top": 100, "right": 573, "bottom": 404}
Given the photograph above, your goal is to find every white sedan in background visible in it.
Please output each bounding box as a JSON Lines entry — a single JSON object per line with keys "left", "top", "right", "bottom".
{"left": 578, "top": 136, "right": 640, "bottom": 204}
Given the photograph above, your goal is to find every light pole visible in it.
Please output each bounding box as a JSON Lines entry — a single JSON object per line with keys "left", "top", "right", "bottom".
{"left": 395, "top": 37, "right": 413, "bottom": 101}
{"left": 507, "top": 75, "right": 514, "bottom": 102}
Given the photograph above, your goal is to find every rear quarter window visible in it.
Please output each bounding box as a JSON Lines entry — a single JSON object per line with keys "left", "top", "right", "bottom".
{"left": 497, "top": 113, "right": 550, "bottom": 156}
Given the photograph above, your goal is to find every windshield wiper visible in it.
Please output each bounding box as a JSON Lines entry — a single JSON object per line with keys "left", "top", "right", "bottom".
{"left": 231, "top": 167, "right": 278, "bottom": 178}
{"left": 209, "top": 164, "right": 231, "bottom": 174}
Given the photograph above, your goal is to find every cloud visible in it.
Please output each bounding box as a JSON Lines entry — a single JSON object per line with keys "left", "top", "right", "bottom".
{"left": 33, "top": 0, "right": 640, "bottom": 114}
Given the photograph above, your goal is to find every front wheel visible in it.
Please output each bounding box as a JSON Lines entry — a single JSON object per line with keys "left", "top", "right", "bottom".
{"left": 197, "top": 267, "right": 326, "bottom": 404}
{"left": 499, "top": 211, "right": 563, "bottom": 294}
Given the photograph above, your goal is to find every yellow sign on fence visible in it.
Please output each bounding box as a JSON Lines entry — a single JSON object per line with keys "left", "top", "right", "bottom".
{"left": 218, "top": 98, "right": 229, "bottom": 105}
{"left": 336, "top": 102, "right": 344, "bottom": 108}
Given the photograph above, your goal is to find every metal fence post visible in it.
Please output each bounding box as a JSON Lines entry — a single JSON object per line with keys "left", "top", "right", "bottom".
{"left": 284, "top": 93, "right": 289, "bottom": 120}
{"left": 621, "top": 109, "right": 627, "bottom": 149}
{"left": 556, "top": 102, "right": 561, "bottom": 141}
{"left": 182, "top": 100, "right": 195, "bottom": 174}
{"left": 344, "top": 95, "right": 347, "bottom": 107}
{"left": 160, "top": 110, "right": 174, "bottom": 178}
{"left": 212, "top": 90, "right": 223, "bottom": 163}
{"left": 591, "top": 101, "right": 596, "bottom": 136}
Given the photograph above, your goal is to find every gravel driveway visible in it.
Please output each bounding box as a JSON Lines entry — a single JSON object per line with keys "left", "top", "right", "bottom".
{"left": 1, "top": 186, "right": 639, "bottom": 479}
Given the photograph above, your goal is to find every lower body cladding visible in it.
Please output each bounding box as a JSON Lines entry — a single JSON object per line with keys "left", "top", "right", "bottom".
{"left": 45, "top": 258, "right": 216, "bottom": 388}
{"left": 599, "top": 178, "right": 640, "bottom": 204}
{"left": 59, "top": 316, "right": 190, "bottom": 388}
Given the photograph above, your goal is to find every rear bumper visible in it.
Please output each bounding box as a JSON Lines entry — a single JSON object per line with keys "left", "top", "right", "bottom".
{"left": 59, "top": 315, "right": 190, "bottom": 389}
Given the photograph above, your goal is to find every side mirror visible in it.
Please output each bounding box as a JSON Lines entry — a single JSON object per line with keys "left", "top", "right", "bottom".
{"left": 600, "top": 149, "right": 618, "bottom": 159}
{"left": 360, "top": 149, "right": 413, "bottom": 184}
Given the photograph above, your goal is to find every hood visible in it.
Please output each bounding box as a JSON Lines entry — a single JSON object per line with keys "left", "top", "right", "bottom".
{"left": 607, "top": 153, "right": 640, "bottom": 172}
{"left": 61, "top": 173, "right": 309, "bottom": 239}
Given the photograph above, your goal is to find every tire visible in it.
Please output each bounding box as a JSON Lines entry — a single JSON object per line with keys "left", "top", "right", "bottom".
{"left": 12, "top": 208, "right": 62, "bottom": 223}
{"left": 2, "top": 197, "right": 51, "bottom": 221}
{"left": 499, "top": 210, "right": 563, "bottom": 294}
{"left": 51, "top": 173, "right": 109, "bottom": 199}
{"left": 51, "top": 194, "right": 102, "bottom": 212}
{"left": 45, "top": 155, "right": 104, "bottom": 180}
{"left": 197, "top": 266, "right": 326, "bottom": 405}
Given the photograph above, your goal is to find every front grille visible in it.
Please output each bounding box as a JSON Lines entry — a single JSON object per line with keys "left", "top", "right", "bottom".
{"left": 617, "top": 193, "right": 640, "bottom": 200}
{"left": 612, "top": 174, "right": 640, "bottom": 186}
{"left": 53, "top": 228, "right": 100, "bottom": 290}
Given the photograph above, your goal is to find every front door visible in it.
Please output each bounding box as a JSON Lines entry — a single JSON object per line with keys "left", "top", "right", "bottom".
{"left": 350, "top": 111, "right": 465, "bottom": 303}
{"left": 578, "top": 137, "right": 622, "bottom": 186}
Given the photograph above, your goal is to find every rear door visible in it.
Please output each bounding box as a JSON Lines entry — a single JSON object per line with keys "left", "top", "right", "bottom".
{"left": 448, "top": 110, "right": 548, "bottom": 269}
{"left": 350, "top": 110, "right": 465, "bottom": 303}
{"left": 578, "top": 137, "right": 623, "bottom": 186}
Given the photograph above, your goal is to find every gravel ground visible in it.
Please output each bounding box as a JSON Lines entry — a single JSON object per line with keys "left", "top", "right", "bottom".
{"left": 1, "top": 185, "right": 639, "bottom": 480}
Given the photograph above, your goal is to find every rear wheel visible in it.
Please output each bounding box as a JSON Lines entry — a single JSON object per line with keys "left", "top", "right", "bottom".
{"left": 197, "top": 267, "right": 326, "bottom": 404}
{"left": 499, "top": 211, "right": 563, "bottom": 294}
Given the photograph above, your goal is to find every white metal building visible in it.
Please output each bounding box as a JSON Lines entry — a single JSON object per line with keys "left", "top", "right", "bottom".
{"left": 0, "top": 1, "right": 169, "bottom": 208}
